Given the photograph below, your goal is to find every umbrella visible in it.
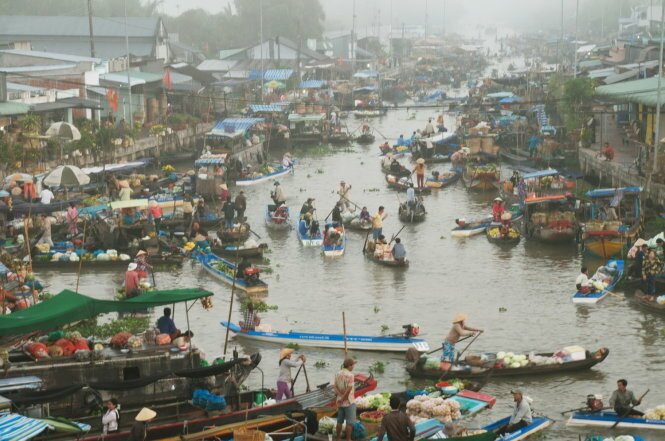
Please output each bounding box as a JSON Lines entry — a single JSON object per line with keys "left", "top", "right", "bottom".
{"left": 45, "top": 122, "right": 81, "bottom": 141}
{"left": 0, "top": 190, "right": 9, "bottom": 197}
{"left": 4, "top": 173, "right": 33, "bottom": 184}
{"left": 42, "top": 165, "right": 90, "bottom": 187}
{"left": 263, "top": 80, "right": 286, "bottom": 90}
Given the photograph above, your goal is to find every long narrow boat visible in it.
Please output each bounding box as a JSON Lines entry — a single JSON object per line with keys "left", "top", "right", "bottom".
{"left": 381, "top": 164, "right": 411, "bottom": 177}
{"left": 264, "top": 205, "right": 292, "bottom": 230}
{"left": 572, "top": 260, "right": 624, "bottom": 304}
{"left": 212, "top": 243, "right": 268, "bottom": 258}
{"left": 353, "top": 109, "right": 385, "bottom": 118}
{"left": 195, "top": 252, "right": 268, "bottom": 295}
{"left": 221, "top": 321, "right": 429, "bottom": 352}
{"left": 364, "top": 250, "right": 409, "bottom": 268}
{"left": 407, "top": 347, "right": 609, "bottom": 380}
{"left": 633, "top": 289, "right": 665, "bottom": 313}
{"left": 426, "top": 170, "right": 460, "bottom": 189}
{"left": 217, "top": 223, "right": 251, "bottom": 242}
{"left": 344, "top": 216, "right": 372, "bottom": 232}
{"left": 296, "top": 220, "right": 323, "bottom": 246}
{"left": 482, "top": 416, "right": 554, "bottom": 441}
{"left": 31, "top": 253, "right": 185, "bottom": 269}
{"left": 356, "top": 133, "right": 376, "bottom": 144}
{"left": 486, "top": 224, "right": 521, "bottom": 245}
{"left": 567, "top": 410, "right": 665, "bottom": 431}
{"left": 523, "top": 194, "right": 578, "bottom": 243}
{"left": 235, "top": 164, "right": 293, "bottom": 186}
{"left": 462, "top": 163, "right": 500, "bottom": 192}
{"left": 385, "top": 175, "right": 432, "bottom": 195}
{"left": 398, "top": 202, "right": 426, "bottom": 222}
{"left": 451, "top": 218, "right": 492, "bottom": 238}
{"left": 322, "top": 223, "right": 347, "bottom": 257}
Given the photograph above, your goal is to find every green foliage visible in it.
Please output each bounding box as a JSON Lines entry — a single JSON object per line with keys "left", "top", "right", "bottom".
{"left": 286, "top": 343, "right": 300, "bottom": 350}
{"left": 314, "top": 360, "right": 328, "bottom": 368}
{"left": 369, "top": 361, "right": 385, "bottom": 374}
{"left": 20, "top": 114, "right": 41, "bottom": 135}
{"left": 380, "top": 324, "right": 389, "bottom": 335}
{"left": 373, "top": 305, "right": 380, "bottom": 314}
{"left": 558, "top": 77, "right": 596, "bottom": 132}
{"left": 66, "top": 316, "right": 151, "bottom": 338}
{"left": 239, "top": 299, "right": 278, "bottom": 313}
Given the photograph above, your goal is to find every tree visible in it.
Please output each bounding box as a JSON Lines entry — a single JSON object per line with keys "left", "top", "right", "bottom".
{"left": 561, "top": 77, "right": 596, "bottom": 132}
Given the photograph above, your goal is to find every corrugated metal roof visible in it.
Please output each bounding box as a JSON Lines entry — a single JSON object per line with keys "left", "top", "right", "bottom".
{"left": 208, "top": 118, "right": 264, "bottom": 137}
{"left": 299, "top": 80, "right": 327, "bottom": 89}
{"left": 197, "top": 59, "right": 237, "bottom": 72}
{"left": 288, "top": 113, "right": 326, "bottom": 122}
{"left": 6, "top": 82, "right": 46, "bottom": 93}
{"left": 603, "top": 69, "right": 639, "bottom": 85}
{"left": 353, "top": 69, "right": 379, "bottom": 78}
{"left": 248, "top": 69, "right": 294, "bottom": 81}
{"left": 586, "top": 186, "right": 642, "bottom": 197}
{"left": 0, "top": 64, "right": 76, "bottom": 73}
{"left": 100, "top": 70, "right": 163, "bottom": 86}
{"left": 596, "top": 76, "right": 665, "bottom": 106}
{"left": 0, "top": 49, "right": 101, "bottom": 63}
{"left": 0, "top": 16, "right": 159, "bottom": 38}
{"left": 0, "top": 102, "right": 30, "bottom": 116}
{"left": 249, "top": 104, "right": 288, "bottom": 113}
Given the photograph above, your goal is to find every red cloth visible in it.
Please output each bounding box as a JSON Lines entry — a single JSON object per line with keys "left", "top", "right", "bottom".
{"left": 148, "top": 205, "right": 163, "bottom": 219}
{"left": 492, "top": 203, "right": 504, "bottom": 221}
{"left": 23, "top": 182, "right": 37, "bottom": 200}
{"left": 124, "top": 270, "right": 140, "bottom": 293}
{"left": 603, "top": 145, "right": 615, "bottom": 160}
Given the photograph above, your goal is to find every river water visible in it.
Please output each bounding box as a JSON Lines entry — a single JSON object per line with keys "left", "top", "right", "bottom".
{"left": 38, "top": 48, "right": 665, "bottom": 441}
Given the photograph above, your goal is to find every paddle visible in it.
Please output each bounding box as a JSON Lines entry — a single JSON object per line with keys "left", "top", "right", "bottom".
{"left": 603, "top": 289, "right": 625, "bottom": 301}
{"left": 560, "top": 406, "right": 612, "bottom": 416}
{"left": 302, "top": 363, "right": 311, "bottom": 392}
{"left": 423, "top": 335, "right": 473, "bottom": 355}
{"left": 610, "top": 389, "right": 649, "bottom": 429}
{"left": 372, "top": 126, "right": 389, "bottom": 140}
{"left": 362, "top": 230, "right": 371, "bottom": 254}
{"left": 388, "top": 225, "right": 406, "bottom": 246}
{"left": 248, "top": 227, "right": 262, "bottom": 240}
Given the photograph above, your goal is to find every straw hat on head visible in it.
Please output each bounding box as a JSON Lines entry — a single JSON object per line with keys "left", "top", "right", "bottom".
{"left": 280, "top": 348, "right": 294, "bottom": 359}
{"left": 416, "top": 158, "right": 425, "bottom": 164}
{"left": 136, "top": 250, "right": 147, "bottom": 257}
{"left": 150, "top": 174, "right": 159, "bottom": 180}
{"left": 452, "top": 313, "right": 467, "bottom": 323}
{"left": 493, "top": 197, "right": 503, "bottom": 202}
{"left": 219, "top": 183, "right": 228, "bottom": 190}
{"left": 135, "top": 407, "right": 156, "bottom": 422}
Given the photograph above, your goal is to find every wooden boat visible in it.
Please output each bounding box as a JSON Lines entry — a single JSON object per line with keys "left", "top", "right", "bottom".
{"left": 482, "top": 416, "right": 554, "bottom": 441}
{"left": 523, "top": 194, "right": 578, "bottom": 243}
{"left": 217, "top": 223, "right": 251, "bottom": 242}
{"left": 195, "top": 252, "right": 268, "bottom": 295}
{"left": 451, "top": 217, "right": 492, "bottom": 238}
{"left": 398, "top": 202, "right": 426, "bottom": 222}
{"left": 364, "top": 249, "right": 409, "bottom": 268}
{"left": 296, "top": 219, "right": 323, "bottom": 246}
{"left": 73, "top": 374, "right": 378, "bottom": 441}
{"left": 423, "top": 153, "right": 452, "bottom": 164}
{"left": 572, "top": 260, "right": 624, "bottom": 304}
{"left": 380, "top": 145, "right": 412, "bottom": 157}
{"left": 322, "top": 223, "right": 347, "bottom": 257}
{"left": 567, "top": 410, "right": 665, "bottom": 431}
{"left": 385, "top": 175, "right": 432, "bottom": 195}
{"left": 264, "top": 205, "right": 292, "bottom": 230}
{"left": 353, "top": 109, "right": 385, "bottom": 118}
{"left": 634, "top": 289, "right": 665, "bottom": 313}
{"left": 486, "top": 224, "right": 521, "bottom": 245}
{"left": 381, "top": 163, "right": 412, "bottom": 177}
{"left": 407, "top": 347, "right": 609, "bottom": 380}
{"left": 221, "top": 321, "right": 428, "bottom": 352}
{"left": 31, "top": 252, "right": 185, "bottom": 269}
{"left": 356, "top": 133, "right": 376, "bottom": 144}
{"left": 426, "top": 170, "right": 460, "bottom": 189}
{"left": 344, "top": 216, "right": 372, "bottom": 231}
{"left": 581, "top": 187, "right": 642, "bottom": 260}
{"left": 236, "top": 164, "right": 293, "bottom": 187}
{"left": 329, "top": 131, "right": 351, "bottom": 144}
{"left": 211, "top": 243, "right": 268, "bottom": 258}
{"left": 462, "top": 163, "right": 500, "bottom": 192}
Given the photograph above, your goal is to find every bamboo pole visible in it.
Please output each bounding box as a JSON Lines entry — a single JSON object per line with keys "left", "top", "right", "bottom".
{"left": 342, "top": 311, "right": 348, "bottom": 356}
{"left": 222, "top": 248, "right": 240, "bottom": 357}
{"left": 75, "top": 220, "right": 87, "bottom": 293}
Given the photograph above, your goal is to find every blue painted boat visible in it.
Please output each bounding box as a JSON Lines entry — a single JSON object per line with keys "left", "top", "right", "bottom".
{"left": 220, "top": 321, "right": 430, "bottom": 352}
{"left": 194, "top": 252, "right": 268, "bottom": 295}
{"left": 264, "top": 205, "right": 292, "bottom": 230}
{"left": 236, "top": 163, "right": 293, "bottom": 186}
{"left": 451, "top": 217, "right": 492, "bottom": 238}
{"left": 296, "top": 219, "right": 323, "bottom": 246}
{"left": 572, "top": 260, "right": 624, "bottom": 304}
{"left": 568, "top": 410, "right": 664, "bottom": 431}
{"left": 322, "top": 223, "right": 347, "bottom": 256}
{"left": 426, "top": 170, "right": 460, "bottom": 189}
{"left": 482, "top": 416, "right": 554, "bottom": 440}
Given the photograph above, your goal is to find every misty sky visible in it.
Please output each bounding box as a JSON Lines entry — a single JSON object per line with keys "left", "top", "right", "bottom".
{"left": 160, "top": 0, "right": 601, "bottom": 35}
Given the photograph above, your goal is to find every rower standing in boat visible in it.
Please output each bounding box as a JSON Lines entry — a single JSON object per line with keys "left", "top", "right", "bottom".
{"left": 277, "top": 348, "right": 305, "bottom": 401}
{"left": 628, "top": 242, "right": 648, "bottom": 279}
{"left": 413, "top": 158, "right": 426, "bottom": 189}
{"left": 240, "top": 301, "right": 260, "bottom": 331}
{"left": 610, "top": 379, "right": 644, "bottom": 417}
{"left": 372, "top": 206, "right": 387, "bottom": 241}
{"left": 643, "top": 251, "right": 662, "bottom": 298}
{"left": 300, "top": 198, "right": 315, "bottom": 219}
{"left": 442, "top": 313, "right": 482, "bottom": 363}
{"left": 492, "top": 197, "right": 505, "bottom": 222}
{"left": 134, "top": 250, "right": 152, "bottom": 280}
{"left": 338, "top": 180, "right": 352, "bottom": 210}
{"left": 271, "top": 181, "right": 286, "bottom": 206}
{"left": 359, "top": 207, "right": 371, "bottom": 224}
{"left": 406, "top": 184, "right": 416, "bottom": 215}
{"left": 424, "top": 119, "right": 435, "bottom": 137}
{"left": 332, "top": 202, "right": 343, "bottom": 224}
{"left": 235, "top": 191, "right": 247, "bottom": 222}
{"left": 496, "top": 390, "right": 532, "bottom": 435}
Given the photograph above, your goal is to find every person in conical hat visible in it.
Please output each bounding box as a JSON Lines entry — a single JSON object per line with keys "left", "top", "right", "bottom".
{"left": 441, "top": 313, "right": 483, "bottom": 364}
{"left": 276, "top": 347, "right": 305, "bottom": 401}
{"left": 131, "top": 407, "right": 156, "bottom": 440}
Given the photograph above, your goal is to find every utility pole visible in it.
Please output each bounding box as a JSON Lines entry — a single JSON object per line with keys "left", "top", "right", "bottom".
{"left": 442, "top": 0, "right": 446, "bottom": 36}
{"left": 574, "top": 0, "right": 579, "bottom": 78}
{"left": 124, "top": 0, "right": 133, "bottom": 123}
{"left": 259, "top": 0, "right": 264, "bottom": 104}
{"left": 558, "top": 0, "right": 563, "bottom": 72}
{"left": 351, "top": 0, "right": 356, "bottom": 72}
{"left": 87, "top": 0, "right": 95, "bottom": 58}
{"left": 653, "top": 0, "right": 665, "bottom": 173}
{"left": 425, "top": 0, "right": 428, "bottom": 37}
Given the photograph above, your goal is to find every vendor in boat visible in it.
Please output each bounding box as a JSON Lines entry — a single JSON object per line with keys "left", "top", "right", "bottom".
{"left": 396, "top": 134, "right": 409, "bottom": 147}
{"left": 361, "top": 120, "right": 371, "bottom": 134}
{"left": 359, "top": 207, "right": 371, "bottom": 224}
{"left": 643, "top": 250, "right": 662, "bottom": 298}
{"left": 382, "top": 153, "right": 394, "bottom": 168}
{"left": 240, "top": 301, "right": 260, "bottom": 331}
{"left": 509, "top": 171, "right": 520, "bottom": 189}
{"left": 36, "top": 214, "right": 54, "bottom": 247}
{"left": 575, "top": 267, "right": 593, "bottom": 293}
{"left": 629, "top": 242, "right": 649, "bottom": 279}
{"left": 424, "top": 119, "right": 435, "bottom": 137}
{"left": 442, "top": 313, "right": 482, "bottom": 363}
{"left": 172, "top": 330, "right": 194, "bottom": 351}
{"left": 610, "top": 379, "right": 643, "bottom": 417}
{"left": 377, "top": 395, "right": 415, "bottom": 441}
{"left": 372, "top": 206, "right": 387, "bottom": 241}
{"left": 283, "top": 152, "right": 294, "bottom": 168}
{"left": 492, "top": 197, "right": 505, "bottom": 222}
{"left": 271, "top": 181, "right": 286, "bottom": 206}
{"left": 124, "top": 263, "right": 141, "bottom": 298}
{"left": 656, "top": 238, "right": 665, "bottom": 261}
{"left": 131, "top": 407, "right": 156, "bottom": 441}
{"left": 101, "top": 398, "right": 120, "bottom": 435}
{"left": 413, "top": 158, "right": 426, "bottom": 189}
{"left": 300, "top": 198, "right": 315, "bottom": 219}
{"left": 118, "top": 180, "right": 132, "bottom": 201}
{"left": 277, "top": 348, "right": 305, "bottom": 401}
{"left": 496, "top": 390, "right": 532, "bottom": 435}
{"left": 182, "top": 197, "right": 194, "bottom": 222}
{"left": 406, "top": 183, "right": 416, "bottom": 209}
{"left": 380, "top": 142, "right": 392, "bottom": 155}
{"left": 157, "top": 307, "right": 181, "bottom": 340}
{"left": 223, "top": 197, "right": 236, "bottom": 228}
{"left": 194, "top": 199, "right": 206, "bottom": 221}
{"left": 338, "top": 180, "right": 352, "bottom": 210}
{"left": 148, "top": 200, "right": 163, "bottom": 231}
{"left": 235, "top": 191, "right": 247, "bottom": 222}
{"left": 332, "top": 201, "right": 343, "bottom": 224}
{"left": 219, "top": 183, "right": 230, "bottom": 203}
{"left": 134, "top": 250, "right": 152, "bottom": 279}
{"left": 390, "top": 158, "right": 403, "bottom": 173}
{"left": 392, "top": 238, "right": 406, "bottom": 263}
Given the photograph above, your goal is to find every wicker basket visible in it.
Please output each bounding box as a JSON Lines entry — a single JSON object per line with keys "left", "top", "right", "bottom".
{"left": 233, "top": 429, "right": 266, "bottom": 441}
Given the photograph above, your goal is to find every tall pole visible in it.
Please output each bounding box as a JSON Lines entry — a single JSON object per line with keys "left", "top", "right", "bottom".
{"left": 574, "top": 0, "right": 579, "bottom": 78}
{"left": 124, "top": 0, "right": 133, "bottom": 124}
{"left": 87, "top": 0, "right": 95, "bottom": 58}
{"left": 425, "top": 0, "right": 429, "bottom": 37}
{"left": 259, "top": 0, "right": 264, "bottom": 104}
{"left": 351, "top": 0, "right": 356, "bottom": 72}
{"left": 558, "top": 0, "right": 563, "bottom": 71}
{"left": 653, "top": 0, "right": 665, "bottom": 173}
{"left": 442, "top": 0, "right": 446, "bottom": 36}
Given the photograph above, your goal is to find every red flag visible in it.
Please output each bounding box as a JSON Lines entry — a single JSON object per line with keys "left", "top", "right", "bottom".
{"left": 163, "top": 68, "right": 173, "bottom": 91}
{"left": 106, "top": 87, "right": 118, "bottom": 112}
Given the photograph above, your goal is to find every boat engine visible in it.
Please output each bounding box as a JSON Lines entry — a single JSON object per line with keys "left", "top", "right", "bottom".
{"left": 586, "top": 394, "right": 604, "bottom": 411}
{"left": 403, "top": 323, "right": 420, "bottom": 338}
{"left": 243, "top": 267, "right": 261, "bottom": 286}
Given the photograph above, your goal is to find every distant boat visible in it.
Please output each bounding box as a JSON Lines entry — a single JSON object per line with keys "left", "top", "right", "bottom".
{"left": 194, "top": 252, "right": 268, "bottom": 295}
{"left": 236, "top": 164, "right": 293, "bottom": 186}
{"left": 322, "top": 223, "right": 347, "bottom": 257}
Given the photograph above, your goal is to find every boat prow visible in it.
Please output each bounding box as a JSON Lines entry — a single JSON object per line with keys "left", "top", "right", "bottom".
{"left": 567, "top": 410, "right": 665, "bottom": 431}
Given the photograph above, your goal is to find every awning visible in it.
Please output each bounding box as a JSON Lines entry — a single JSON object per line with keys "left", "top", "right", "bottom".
{"left": 299, "top": 80, "right": 327, "bottom": 89}
{"left": 81, "top": 159, "right": 152, "bottom": 175}
{"left": 585, "top": 186, "right": 642, "bottom": 198}
{"left": 353, "top": 70, "right": 379, "bottom": 78}
{"left": 208, "top": 117, "right": 264, "bottom": 138}
{"left": 30, "top": 97, "right": 103, "bottom": 112}
{"left": 525, "top": 194, "right": 568, "bottom": 205}
{"left": 486, "top": 92, "right": 514, "bottom": 99}
{"left": 523, "top": 169, "right": 559, "bottom": 180}
{"left": 288, "top": 113, "right": 326, "bottom": 122}
{"left": 0, "top": 412, "right": 49, "bottom": 440}
{"left": 353, "top": 86, "right": 378, "bottom": 93}
{"left": 109, "top": 199, "right": 149, "bottom": 210}
{"left": 249, "top": 69, "right": 294, "bottom": 81}
{"left": 603, "top": 69, "right": 639, "bottom": 85}
{"left": 0, "top": 102, "right": 30, "bottom": 116}
{"left": 0, "top": 289, "right": 213, "bottom": 337}
{"left": 195, "top": 155, "right": 227, "bottom": 165}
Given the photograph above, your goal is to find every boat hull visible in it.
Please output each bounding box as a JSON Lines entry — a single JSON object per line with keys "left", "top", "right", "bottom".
{"left": 265, "top": 206, "right": 292, "bottom": 230}
{"left": 572, "top": 260, "right": 623, "bottom": 304}
{"left": 195, "top": 253, "right": 268, "bottom": 295}
{"left": 296, "top": 222, "right": 323, "bottom": 246}
{"left": 486, "top": 226, "right": 521, "bottom": 245}
{"left": 236, "top": 165, "right": 293, "bottom": 186}
{"left": 483, "top": 416, "right": 554, "bottom": 441}
{"left": 364, "top": 251, "right": 409, "bottom": 268}
{"left": 221, "top": 321, "right": 429, "bottom": 352}
{"left": 583, "top": 234, "right": 628, "bottom": 260}
{"left": 451, "top": 224, "right": 489, "bottom": 237}
{"left": 567, "top": 410, "right": 665, "bottom": 430}
{"left": 634, "top": 289, "right": 665, "bottom": 313}
{"left": 322, "top": 224, "right": 347, "bottom": 257}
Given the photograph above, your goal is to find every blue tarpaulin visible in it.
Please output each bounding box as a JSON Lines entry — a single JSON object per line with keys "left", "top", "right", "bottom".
{"left": 499, "top": 96, "right": 523, "bottom": 104}
{"left": 249, "top": 104, "right": 287, "bottom": 113}
{"left": 586, "top": 186, "right": 642, "bottom": 198}
{"left": 353, "top": 70, "right": 379, "bottom": 78}
{"left": 208, "top": 118, "right": 264, "bottom": 137}
{"left": 522, "top": 169, "right": 560, "bottom": 180}
{"left": 299, "top": 80, "right": 327, "bottom": 89}
{"left": 0, "top": 412, "right": 50, "bottom": 440}
{"left": 195, "top": 157, "right": 227, "bottom": 166}
{"left": 249, "top": 69, "right": 294, "bottom": 81}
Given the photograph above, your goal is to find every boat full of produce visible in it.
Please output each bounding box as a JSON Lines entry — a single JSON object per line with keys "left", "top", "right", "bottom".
{"left": 572, "top": 260, "right": 623, "bottom": 304}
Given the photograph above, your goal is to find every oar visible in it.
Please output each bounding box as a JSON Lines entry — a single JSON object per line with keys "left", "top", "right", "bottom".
{"left": 291, "top": 364, "right": 304, "bottom": 394}
{"left": 454, "top": 331, "right": 482, "bottom": 362}
{"left": 248, "top": 227, "right": 262, "bottom": 240}
{"left": 610, "top": 389, "right": 649, "bottom": 429}
{"left": 422, "top": 335, "right": 473, "bottom": 356}
{"left": 302, "top": 363, "right": 311, "bottom": 392}
{"left": 603, "top": 289, "right": 625, "bottom": 301}
{"left": 561, "top": 406, "right": 612, "bottom": 416}
{"left": 373, "top": 126, "right": 389, "bottom": 140}
{"left": 388, "top": 225, "right": 406, "bottom": 246}
{"left": 341, "top": 195, "right": 363, "bottom": 211}
{"left": 362, "top": 230, "right": 371, "bottom": 254}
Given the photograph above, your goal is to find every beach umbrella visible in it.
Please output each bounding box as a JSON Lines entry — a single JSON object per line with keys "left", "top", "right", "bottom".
{"left": 45, "top": 122, "right": 81, "bottom": 141}
{"left": 263, "top": 80, "right": 286, "bottom": 90}
{"left": 42, "top": 165, "right": 90, "bottom": 187}
{"left": 4, "top": 173, "right": 33, "bottom": 185}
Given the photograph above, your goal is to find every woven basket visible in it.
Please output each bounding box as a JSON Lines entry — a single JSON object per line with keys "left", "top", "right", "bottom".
{"left": 233, "top": 429, "right": 266, "bottom": 441}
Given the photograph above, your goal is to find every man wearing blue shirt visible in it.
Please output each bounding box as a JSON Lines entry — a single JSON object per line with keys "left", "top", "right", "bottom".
{"left": 157, "top": 307, "right": 180, "bottom": 339}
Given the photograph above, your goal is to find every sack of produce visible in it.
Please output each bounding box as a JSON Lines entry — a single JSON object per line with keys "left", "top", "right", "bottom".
{"left": 318, "top": 417, "right": 339, "bottom": 434}
{"left": 55, "top": 338, "right": 77, "bottom": 356}
{"left": 155, "top": 333, "right": 171, "bottom": 345}
{"left": 48, "top": 331, "right": 65, "bottom": 342}
{"left": 127, "top": 335, "right": 144, "bottom": 349}
{"left": 96, "top": 253, "right": 110, "bottom": 261}
{"left": 206, "top": 394, "right": 227, "bottom": 411}
{"left": 119, "top": 254, "right": 131, "bottom": 261}
{"left": 73, "top": 339, "right": 90, "bottom": 351}
{"left": 110, "top": 332, "right": 133, "bottom": 349}
{"left": 26, "top": 342, "right": 50, "bottom": 359}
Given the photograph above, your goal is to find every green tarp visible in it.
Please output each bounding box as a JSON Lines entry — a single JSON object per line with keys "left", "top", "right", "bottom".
{"left": 0, "top": 288, "right": 212, "bottom": 337}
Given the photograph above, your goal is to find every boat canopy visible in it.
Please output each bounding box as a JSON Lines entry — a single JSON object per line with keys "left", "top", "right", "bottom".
{"left": 195, "top": 154, "right": 228, "bottom": 166}
{"left": 0, "top": 288, "right": 213, "bottom": 336}
{"left": 524, "top": 194, "right": 569, "bottom": 205}
{"left": 288, "top": 113, "right": 326, "bottom": 122}
{"left": 585, "top": 186, "right": 642, "bottom": 198}
{"left": 353, "top": 69, "right": 379, "bottom": 78}
{"left": 522, "top": 169, "right": 559, "bottom": 180}
{"left": 430, "top": 132, "right": 457, "bottom": 145}
{"left": 109, "top": 198, "right": 149, "bottom": 210}
{"left": 208, "top": 118, "right": 264, "bottom": 138}
{"left": 81, "top": 159, "right": 152, "bottom": 175}
{"left": 299, "top": 80, "right": 327, "bottom": 89}
{"left": 249, "top": 103, "right": 288, "bottom": 113}
{"left": 0, "top": 413, "right": 51, "bottom": 440}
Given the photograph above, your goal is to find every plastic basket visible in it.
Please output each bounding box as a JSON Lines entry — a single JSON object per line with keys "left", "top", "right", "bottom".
{"left": 234, "top": 429, "right": 266, "bottom": 441}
